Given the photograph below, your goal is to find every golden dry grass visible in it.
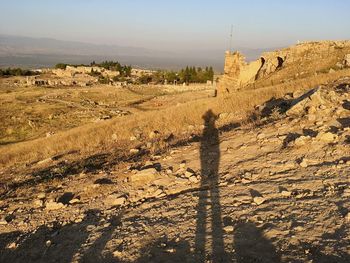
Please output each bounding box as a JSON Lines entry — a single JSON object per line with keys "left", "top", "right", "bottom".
{"left": 0, "top": 82, "right": 167, "bottom": 145}
{"left": 1, "top": 69, "right": 350, "bottom": 169}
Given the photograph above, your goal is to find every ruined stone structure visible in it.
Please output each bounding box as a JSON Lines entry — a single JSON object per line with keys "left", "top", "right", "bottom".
{"left": 52, "top": 66, "right": 119, "bottom": 79}
{"left": 25, "top": 76, "right": 49, "bottom": 86}
{"left": 24, "top": 66, "right": 157, "bottom": 88}
{"left": 25, "top": 72, "right": 97, "bottom": 87}
{"left": 222, "top": 51, "right": 264, "bottom": 88}
{"left": 131, "top": 68, "right": 155, "bottom": 77}
{"left": 218, "top": 49, "right": 288, "bottom": 95}
{"left": 218, "top": 41, "right": 350, "bottom": 96}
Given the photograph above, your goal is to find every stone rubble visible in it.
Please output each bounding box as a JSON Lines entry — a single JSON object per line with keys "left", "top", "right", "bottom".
{"left": 1, "top": 79, "right": 350, "bottom": 262}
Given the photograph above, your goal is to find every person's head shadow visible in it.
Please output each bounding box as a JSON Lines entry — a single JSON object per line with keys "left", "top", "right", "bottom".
{"left": 202, "top": 109, "right": 218, "bottom": 129}
{"left": 233, "top": 221, "right": 281, "bottom": 263}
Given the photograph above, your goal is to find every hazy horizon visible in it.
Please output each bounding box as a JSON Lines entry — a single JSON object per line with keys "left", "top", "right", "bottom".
{"left": 1, "top": 34, "right": 275, "bottom": 70}
{"left": 1, "top": 0, "right": 350, "bottom": 52}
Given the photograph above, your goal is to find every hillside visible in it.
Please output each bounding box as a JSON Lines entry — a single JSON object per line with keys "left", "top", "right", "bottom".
{"left": 1, "top": 78, "right": 350, "bottom": 262}
{"left": 219, "top": 41, "right": 350, "bottom": 94}
{"left": 0, "top": 42, "right": 350, "bottom": 262}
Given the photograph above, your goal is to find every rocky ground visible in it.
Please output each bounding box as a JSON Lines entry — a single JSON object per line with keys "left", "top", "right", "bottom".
{"left": 1, "top": 79, "right": 350, "bottom": 262}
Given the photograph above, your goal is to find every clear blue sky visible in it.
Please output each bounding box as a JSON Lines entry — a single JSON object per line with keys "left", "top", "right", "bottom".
{"left": 1, "top": 0, "right": 349, "bottom": 51}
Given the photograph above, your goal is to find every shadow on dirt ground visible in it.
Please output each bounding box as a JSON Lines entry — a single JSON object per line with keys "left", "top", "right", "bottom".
{"left": 194, "top": 109, "right": 225, "bottom": 262}
{"left": 0, "top": 209, "right": 123, "bottom": 263}
{"left": 1, "top": 109, "right": 349, "bottom": 262}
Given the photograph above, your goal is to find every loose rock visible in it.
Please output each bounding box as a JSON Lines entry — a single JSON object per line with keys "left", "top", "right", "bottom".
{"left": 45, "top": 201, "right": 65, "bottom": 210}
{"left": 129, "top": 148, "right": 140, "bottom": 154}
{"left": 299, "top": 159, "right": 308, "bottom": 168}
{"left": 129, "top": 168, "right": 158, "bottom": 184}
{"left": 316, "top": 132, "right": 337, "bottom": 142}
{"left": 104, "top": 195, "right": 126, "bottom": 207}
{"left": 253, "top": 196, "right": 266, "bottom": 205}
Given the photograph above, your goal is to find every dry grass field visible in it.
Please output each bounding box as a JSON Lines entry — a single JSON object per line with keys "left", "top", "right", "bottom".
{"left": 0, "top": 80, "right": 214, "bottom": 168}
{"left": 1, "top": 68, "right": 350, "bottom": 170}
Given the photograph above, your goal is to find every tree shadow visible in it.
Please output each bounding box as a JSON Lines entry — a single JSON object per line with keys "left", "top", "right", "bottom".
{"left": 4, "top": 153, "right": 113, "bottom": 196}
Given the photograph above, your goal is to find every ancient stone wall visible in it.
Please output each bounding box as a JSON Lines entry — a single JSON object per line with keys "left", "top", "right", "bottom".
{"left": 218, "top": 41, "right": 350, "bottom": 96}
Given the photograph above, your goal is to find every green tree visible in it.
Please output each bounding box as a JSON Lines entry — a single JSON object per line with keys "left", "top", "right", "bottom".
{"left": 55, "top": 63, "right": 68, "bottom": 69}
{"left": 208, "top": 66, "right": 214, "bottom": 82}
{"left": 165, "top": 71, "right": 177, "bottom": 83}
{"left": 184, "top": 66, "right": 191, "bottom": 84}
{"left": 138, "top": 74, "right": 153, "bottom": 84}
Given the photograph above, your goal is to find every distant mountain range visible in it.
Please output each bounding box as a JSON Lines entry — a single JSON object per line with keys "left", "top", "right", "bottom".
{"left": 0, "top": 35, "right": 275, "bottom": 71}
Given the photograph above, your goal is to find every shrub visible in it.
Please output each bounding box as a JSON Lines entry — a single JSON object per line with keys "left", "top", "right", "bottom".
{"left": 136, "top": 66, "right": 214, "bottom": 85}
{"left": 0, "top": 68, "right": 36, "bottom": 77}
{"left": 98, "top": 76, "right": 110, "bottom": 84}
{"left": 88, "top": 69, "right": 102, "bottom": 77}
{"left": 55, "top": 63, "right": 68, "bottom": 69}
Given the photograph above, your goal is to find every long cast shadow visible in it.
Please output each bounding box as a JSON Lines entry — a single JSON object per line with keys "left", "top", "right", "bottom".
{"left": 194, "top": 109, "right": 225, "bottom": 262}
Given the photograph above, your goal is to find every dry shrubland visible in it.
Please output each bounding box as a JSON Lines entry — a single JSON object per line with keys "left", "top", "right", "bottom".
{"left": 1, "top": 68, "right": 350, "bottom": 169}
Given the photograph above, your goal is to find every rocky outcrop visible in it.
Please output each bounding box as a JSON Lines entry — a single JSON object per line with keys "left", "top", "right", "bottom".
{"left": 218, "top": 41, "right": 350, "bottom": 96}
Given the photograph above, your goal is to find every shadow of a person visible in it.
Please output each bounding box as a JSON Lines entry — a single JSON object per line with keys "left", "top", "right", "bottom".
{"left": 233, "top": 221, "right": 281, "bottom": 263}
{"left": 194, "top": 110, "right": 225, "bottom": 262}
